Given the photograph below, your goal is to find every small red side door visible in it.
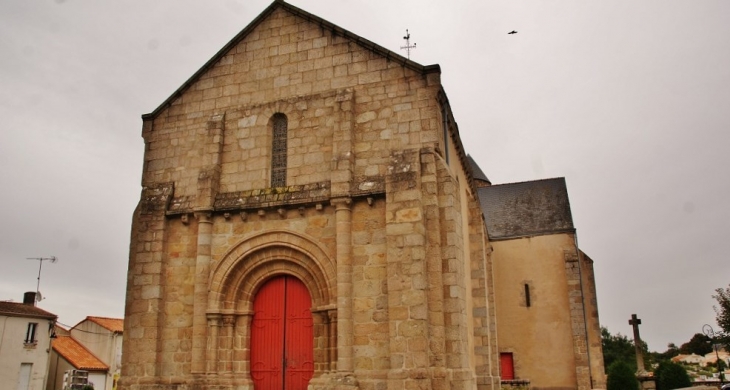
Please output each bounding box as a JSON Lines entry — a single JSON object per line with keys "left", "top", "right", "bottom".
{"left": 500, "top": 352, "right": 515, "bottom": 380}
{"left": 251, "top": 276, "right": 313, "bottom": 390}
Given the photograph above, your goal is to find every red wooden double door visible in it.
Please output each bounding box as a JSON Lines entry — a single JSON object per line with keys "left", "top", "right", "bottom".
{"left": 251, "top": 275, "right": 314, "bottom": 389}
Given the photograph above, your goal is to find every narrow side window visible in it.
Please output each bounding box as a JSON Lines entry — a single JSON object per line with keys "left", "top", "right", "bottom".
{"left": 524, "top": 284, "right": 531, "bottom": 307}
{"left": 271, "top": 113, "right": 288, "bottom": 188}
{"left": 25, "top": 322, "right": 37, "bottom": 344}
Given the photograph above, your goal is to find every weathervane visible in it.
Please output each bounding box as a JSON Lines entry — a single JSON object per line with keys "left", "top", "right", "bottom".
{"left": 400, "top": 29, "right": 416, "bottom": 59}
{"left": 26, "top": 256, "right": 57, "bottom": 301}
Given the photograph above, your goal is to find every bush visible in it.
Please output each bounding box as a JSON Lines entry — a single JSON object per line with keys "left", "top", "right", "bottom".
{"left": 655, "top": 361, "right": 691, "bottom": 390}
{"left": 607, "top": 360, "right": 639, "bottom": 390}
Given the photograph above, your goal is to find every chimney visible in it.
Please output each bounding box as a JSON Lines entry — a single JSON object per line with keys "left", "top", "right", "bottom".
{"left": 23, "top": 291, "right": 37, "bottom": 306}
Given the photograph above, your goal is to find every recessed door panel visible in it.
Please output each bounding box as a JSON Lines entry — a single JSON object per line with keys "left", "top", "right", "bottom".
{"left": 251, "top": 276, "right": 313, "bottom": 390}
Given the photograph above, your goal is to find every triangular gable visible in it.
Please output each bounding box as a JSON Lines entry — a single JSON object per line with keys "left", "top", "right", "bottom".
{"left": 143, "top": 0, "right": 440, "bottom": 120}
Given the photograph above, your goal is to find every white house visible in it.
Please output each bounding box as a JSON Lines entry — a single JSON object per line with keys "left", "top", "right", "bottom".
{"left": 672, "top": 353, "right": 707, "bottom": 366}
{"left": 48, "top": 331, "right": 109, "bottom": 390}
{"left": 70, "top": 317, "right": 123, "bottom": 390}
{"left": 0, "top": 292, "right": 57, "bottom": 390}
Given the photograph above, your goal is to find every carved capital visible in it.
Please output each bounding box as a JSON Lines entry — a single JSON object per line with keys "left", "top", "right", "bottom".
{"left": 206, "top": 314, "right": 222, "bottom": 327}
{"left": 330, "top": 197, "right": 352, "bottom": 210}
{"left": 194, "top": 210, "right": 213, "bottom": 223}
{"left": 222, "top": 315, "right": 236, "bottom": 326}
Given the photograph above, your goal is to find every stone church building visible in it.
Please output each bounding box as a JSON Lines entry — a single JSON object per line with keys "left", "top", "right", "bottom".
{"left": 120, "top": 1, "right": 606, "bottom": 389}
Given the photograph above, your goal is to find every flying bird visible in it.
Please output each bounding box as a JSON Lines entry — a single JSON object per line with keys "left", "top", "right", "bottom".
{"left": 508, "top": 30, "right": 518, "bottom": 34}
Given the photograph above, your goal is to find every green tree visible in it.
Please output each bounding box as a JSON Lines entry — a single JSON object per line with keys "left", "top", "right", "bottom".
{"left": 659, "top": 343, "right": 680, "bottom": 360}
{"left": 679, "top": 333, "right": 712, "bottom": 355}
{"left": 607, "top": 360, "right": 639, "bottom": 390}
{"left": 601, "top": 327, "right": 651, "bottom": 372}
{"left": 713, "top": 284, "right": 730, "bottom": 350}
{"left": 654, "top": 361, "right": 691, "bottom": 390}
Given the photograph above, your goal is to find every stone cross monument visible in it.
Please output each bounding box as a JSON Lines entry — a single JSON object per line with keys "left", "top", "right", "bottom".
{"left": 629, "top": 314, "right": 646, "bottom": 374}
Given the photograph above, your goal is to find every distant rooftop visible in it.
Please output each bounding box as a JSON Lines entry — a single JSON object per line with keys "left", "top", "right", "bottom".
{"left": 52, "top": 336, "right": 109, "bottom": 371}
{"left": 466, "top": 155, "right": 491, "bottom": 186}
{"left": 0, "top": 301, "right": 57, "bottom": 320}
{"left": 478, "top": 177, "right": 575, "bottom": 240}
{"left": 81, "top": 316, "right": 124, "bottom": 333}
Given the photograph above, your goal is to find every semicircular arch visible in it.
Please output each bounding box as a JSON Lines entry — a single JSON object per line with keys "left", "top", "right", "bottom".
{"left": 208, "top": 230, "right": 336, "bottom": 312}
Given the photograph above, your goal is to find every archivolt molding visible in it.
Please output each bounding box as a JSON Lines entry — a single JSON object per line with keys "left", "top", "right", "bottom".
{"left": 208, "top": 229, "right": 336, "bottom": 313}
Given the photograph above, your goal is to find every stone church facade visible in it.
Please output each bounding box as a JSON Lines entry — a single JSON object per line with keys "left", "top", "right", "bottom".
{"left": 120, "top": 1, "right": 605, "bottom": 389}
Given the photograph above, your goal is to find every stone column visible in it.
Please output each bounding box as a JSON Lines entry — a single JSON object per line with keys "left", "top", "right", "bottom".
{"left": 234, "top": 313, "right": 254, "bottom": 388}
{"left": 332, "top": 197, "right": 357, "bottom": 388}
{"left": 221, "top": 315, "right": 236, "bottom": 373}
{"left": 206, "top": 314, "right": 221, "bottom": 373}
{"left": 328, "top": 310, "right": 338, "bottom": 372}
{"left": 192, "top": 211, "right": 213, "bottom": 373}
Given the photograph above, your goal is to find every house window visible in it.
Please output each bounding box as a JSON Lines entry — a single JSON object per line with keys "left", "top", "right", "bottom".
{"left": 525, "top": 284, "right": 531, "bottom": 307}
{"left": 500, "top": 352, "right": 515, "bottom": 380}
{"left": 271, "top": 113, "right": 288, "bottom": 188}
{"left": 25, "top": 323, "right": 37, "bottom": 344}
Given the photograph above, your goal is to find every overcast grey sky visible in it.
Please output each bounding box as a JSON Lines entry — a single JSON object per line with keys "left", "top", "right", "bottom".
{"left": 1, "top": 0, "right": 728, "bottom": 351}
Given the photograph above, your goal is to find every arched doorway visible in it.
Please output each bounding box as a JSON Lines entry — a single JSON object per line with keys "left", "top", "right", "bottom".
{"left": 250, "top": 275, "right": 314, "bottom": 389}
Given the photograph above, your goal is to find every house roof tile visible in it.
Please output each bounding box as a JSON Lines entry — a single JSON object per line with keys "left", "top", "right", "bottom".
{"left": 52, "top": 336, "right": 108, "bottom": 371}
{"left": 84, "top": 316, "right": 124, "bottom": 333}
{"left": 0, "top": 301, "right": 57, "bottom": 319}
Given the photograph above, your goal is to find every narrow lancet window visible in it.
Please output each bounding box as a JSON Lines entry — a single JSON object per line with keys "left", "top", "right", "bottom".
{"left": 271, "top": 113, "right": 288, "bottom": 188}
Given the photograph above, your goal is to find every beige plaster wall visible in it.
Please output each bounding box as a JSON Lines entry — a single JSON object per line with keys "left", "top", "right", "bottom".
{"left": 492, "top": 233, "right": 579, "bottom": 389}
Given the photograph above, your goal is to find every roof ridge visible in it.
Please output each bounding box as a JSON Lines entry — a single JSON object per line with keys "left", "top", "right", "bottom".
{"left": 86, "top": 315, "right": 123, "bottom": 320}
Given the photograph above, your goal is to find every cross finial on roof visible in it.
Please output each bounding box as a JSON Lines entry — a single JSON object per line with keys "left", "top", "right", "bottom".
{"left": 400, "top": 29, "right": 416, "bottom": 59}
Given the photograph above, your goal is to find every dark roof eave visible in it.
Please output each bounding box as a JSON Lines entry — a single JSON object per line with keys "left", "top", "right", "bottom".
{"left": 142, "top": 0, "right": 440, "bottom": 121}
{"left": 487, "top": 228, "right": 577, "bottom": 241}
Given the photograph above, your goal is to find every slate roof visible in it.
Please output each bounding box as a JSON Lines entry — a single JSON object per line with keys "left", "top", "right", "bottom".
{"left": 143, "top": 0, "right": 439, "bottom": 120}
{"left": 477, "top": 177, "right": 575, "bottom": 240}
{"left": 52, "top": 336, "right": 108, "bottom": 371}
{"left": 0, "top": 301, "right": 57, "bottom": 320}
{"left": 84, "top": 316, "right": 124, "bottom": 334}
{"left": 466, "top": 155, "right": 491, "bottom": 185}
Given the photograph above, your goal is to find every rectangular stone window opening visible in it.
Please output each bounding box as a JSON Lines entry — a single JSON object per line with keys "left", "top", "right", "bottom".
{"left": 525, "top": 283, "right": 531, "bottom": 307}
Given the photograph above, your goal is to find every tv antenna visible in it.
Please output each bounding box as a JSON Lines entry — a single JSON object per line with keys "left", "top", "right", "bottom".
{"left": 27, "top": 256, "right": 57, "bottom": 300}
{"left": 400, "top": 29, "right": 416, "bottom": 59}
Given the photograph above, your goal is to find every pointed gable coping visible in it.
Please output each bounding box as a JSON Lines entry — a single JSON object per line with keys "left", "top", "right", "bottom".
{"left": 142, "top": 0, "right": 441, "bottom": 120}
